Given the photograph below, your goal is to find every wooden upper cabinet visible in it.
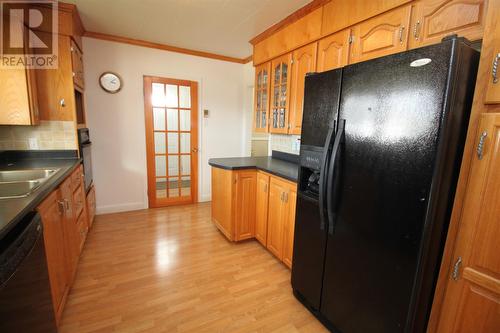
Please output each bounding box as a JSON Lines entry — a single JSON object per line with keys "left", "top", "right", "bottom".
{"left": 0, "top": 22, "right": 39, "bottom": 125}
{"left": 322, "top": 0, "right": 412, "bottom": 36}
{"left": 234, "top": 171, "right": 256, "bottom": 241}
{"left": 253, "top": 7, "right": 322, "bottom": 65}
{"left": 350, "top": 5, "right": 412, "bottom": 64}
{"left": 282, "top": 186, "right": 297, "bottom": 269}
{"left": 436, "top": 113, "right": 500, "bottom": 332}
{"left": 253, "top": 62, "right": 271, "bottom": 132}
{"left": 289, "top": 43, "right": 318, "bottom": 135}
{"left": 70, "top": 39, "right": 84, "bottom": 90}
{"left": 211, "top": 167, "right": 234, "bottom": 240}
{"left": 317, "top": 29, "right": 351, "bottom": 72}
{"left": 37, "top": 34, "right": 76, "bottom": 121}
{"left": 409, "top": 0, "right": 487, "bottom": 49}
{"left": 484, "top": 0, "right": 500, "bottom": 104}
{"left": 0, "top": 66, "right": 39, "bottom": 125}
{"left": 255, "top": 172, "right": 270, "bottom": 246}
{"left": 270, "top": 53, "right": 292, "bottom": 134}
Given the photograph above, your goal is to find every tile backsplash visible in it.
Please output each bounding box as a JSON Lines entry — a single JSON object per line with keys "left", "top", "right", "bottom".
{"left": 0, "top": 121, "right": 77, "bottom": 150}
{"left": 270, "top": 134, "right": 301, "bottom": 155}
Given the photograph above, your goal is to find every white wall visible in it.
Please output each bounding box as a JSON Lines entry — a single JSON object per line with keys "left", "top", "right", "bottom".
{"left": 83, "top": 37, "right": 253, "bottom": 214}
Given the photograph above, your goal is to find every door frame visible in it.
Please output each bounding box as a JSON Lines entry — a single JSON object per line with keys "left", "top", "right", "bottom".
{"left": 143, "top": 75, "right": 199, "bottom": 208}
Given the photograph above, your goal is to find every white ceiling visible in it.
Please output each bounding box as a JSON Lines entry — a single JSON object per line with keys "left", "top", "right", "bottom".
{"left": 66, "top": 0, "right": 312, "bottom": 59}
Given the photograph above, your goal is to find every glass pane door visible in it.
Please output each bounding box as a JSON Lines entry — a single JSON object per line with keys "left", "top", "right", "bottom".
{"left": 145, "top": 77, "right": 198, "bottom": 207}
{"left": 254, "top": 63, "right": 270, "bottom": 132}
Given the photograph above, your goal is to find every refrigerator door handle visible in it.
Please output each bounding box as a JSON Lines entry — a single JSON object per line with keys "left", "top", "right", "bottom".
{"left": 319, "top": 121, "right": 336, "bottom": 230}
{"left": 326, "top": 119, "right": 345, "bottom": 235}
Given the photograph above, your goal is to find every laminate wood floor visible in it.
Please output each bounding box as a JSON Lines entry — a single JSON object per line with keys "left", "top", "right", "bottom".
{"left": 60, "top": 203, "right": 328, "bottom": 333}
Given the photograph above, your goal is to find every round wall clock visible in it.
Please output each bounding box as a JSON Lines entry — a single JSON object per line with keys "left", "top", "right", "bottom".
{"left": 99, "top": 72, "right": 122, "bottom": 93}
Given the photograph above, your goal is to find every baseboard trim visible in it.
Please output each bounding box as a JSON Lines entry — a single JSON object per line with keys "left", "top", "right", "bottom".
{"left": 96, "top": 202, "right": 147, "bottom": 215}
{"left": 200, "top": 193, "right": 211, "bottom": 202}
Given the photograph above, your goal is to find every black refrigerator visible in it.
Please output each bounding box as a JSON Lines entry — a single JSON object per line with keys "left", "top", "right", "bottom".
{"left": 291, "top": 36, "right": 479, "bottom": 333}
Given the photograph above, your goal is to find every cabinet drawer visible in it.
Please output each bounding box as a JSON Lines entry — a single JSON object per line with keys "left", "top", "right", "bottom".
{"left": 73, "top": 184, "right": 85, "bottom": 218}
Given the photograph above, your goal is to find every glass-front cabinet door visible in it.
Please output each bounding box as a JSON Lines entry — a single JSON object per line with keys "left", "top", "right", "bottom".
{"left": 270, "top": 53, "right": 292, "bottom": 134}
{"left": 253, "top": 62, "right": 271, "bottom": 132}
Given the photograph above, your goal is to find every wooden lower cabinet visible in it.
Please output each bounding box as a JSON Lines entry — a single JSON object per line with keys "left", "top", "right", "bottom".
{"left": 266, "top": 177, "right": 288, "bottom": 260}
{"left": 59, "top": 177, "right": 80, "bottom": 282}
{"left": 211, "top": 167, "right": 297, "bottom": 268}
{"left": 37, "top": 164, "right": 89, "bottom": 325}
{"left": 211, "top": 168, "right": 256, "bottom": 241}
{"left": 350, "top": 5, "right": 412, "bottom": 64}
{"left": 255, "top": 172, "right": 270, "bottom": 246}
{"left": 37, "top": 190, "right": 69, "bottom": 325}
{"left": 436, "top": 113, "right": 500, "bottom": 332}
{"left": 266, "top": 176, "right": 297, "bottom": 266}
{"left": 282, "top": 188, "right": 297, "bottom": 268}
{"left": 234, "top": 171, "right": 257, "bottom": 241}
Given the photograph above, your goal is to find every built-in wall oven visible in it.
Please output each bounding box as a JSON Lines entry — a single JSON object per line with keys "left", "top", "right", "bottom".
{"left": 77, "top": 128, "right": 93, "bottom": 192}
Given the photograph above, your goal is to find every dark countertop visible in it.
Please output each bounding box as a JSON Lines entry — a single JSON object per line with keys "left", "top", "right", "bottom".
{"left": 208, "top": 156, "right": 298, "bottom": 182}
{"left": 0, "top": 154, "right": 81, "bottom": 239}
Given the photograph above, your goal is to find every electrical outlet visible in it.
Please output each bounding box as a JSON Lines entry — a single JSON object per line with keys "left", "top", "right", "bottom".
{"left": 28, "top": 138, "right": 39, "bottom": 149}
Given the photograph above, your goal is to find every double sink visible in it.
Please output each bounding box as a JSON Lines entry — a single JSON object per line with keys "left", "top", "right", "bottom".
{"left": 0, "top": 169, "right": 60, "bottom": 199}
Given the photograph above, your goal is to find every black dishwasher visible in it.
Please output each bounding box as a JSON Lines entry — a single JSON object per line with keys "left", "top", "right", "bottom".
{"left": 0, "top": 212, "right": 57, "bottom": 333}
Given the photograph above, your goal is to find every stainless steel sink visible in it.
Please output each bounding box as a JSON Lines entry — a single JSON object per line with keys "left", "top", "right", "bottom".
{"left": 0, "top": 168, "right": 60, "bottom": 199}
{"left": 0, "top": 169, "right": 58, "bottom": 182}
{"left": 0, "top": 180, "right": 43, "bottom": 199}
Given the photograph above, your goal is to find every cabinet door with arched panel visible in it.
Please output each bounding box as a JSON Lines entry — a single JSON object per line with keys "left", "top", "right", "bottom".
{"left": 317, "top": 29, "right": 351, "bottom": 73}
{"left": 409, "top": 0, "right": 487, "bottom": 49}
{"left": 350, "top": 5, "right": 412, "bottom": 64}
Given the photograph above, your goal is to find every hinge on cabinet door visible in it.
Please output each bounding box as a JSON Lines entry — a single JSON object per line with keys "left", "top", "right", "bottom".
{"left": 291, "top": 59, "right": 294, "bottom": 65}
{"left": 452, "top": 256, "right": 462, "bottom": 281}
{"left": 348, "top": 35, "right": 354, "bottom": 44}
{"left": 477, "top": 131, "right": 488, "bottom": 160}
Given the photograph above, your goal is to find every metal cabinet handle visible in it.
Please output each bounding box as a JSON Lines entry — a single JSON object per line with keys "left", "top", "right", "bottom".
{"left": 452, "top": 256, "right": 462, "bottom": 280}
{"left": 57, "top": 200, "right": 65, "bottom": 215}
{"left": 399, "top": 26, "right": 405, "bottom": 44}
{"left": 477, "top": 131, "right": 488, "bottom": 160}
{"left": 60, "top": 98, "right": 66, "bottom": 107}
{"left": 413, "top": 21, "right": 420, "bottom": 40}
{"left": 64, "top": 199, "right": 70, "bottom": 211}
{"left": 492, "top": 53, "right": 500, "bottom": 84}
{"left": 264, "top": 183, "right": 268, "bottom": 193}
